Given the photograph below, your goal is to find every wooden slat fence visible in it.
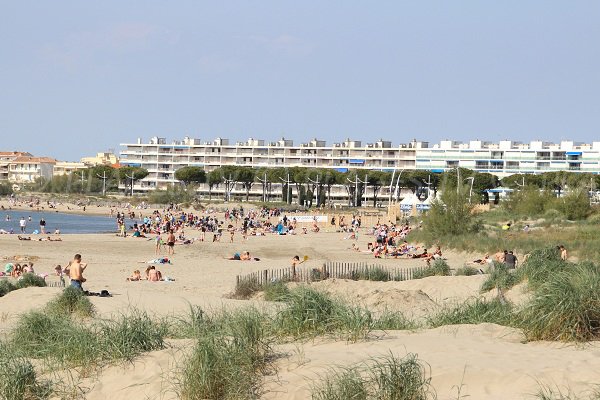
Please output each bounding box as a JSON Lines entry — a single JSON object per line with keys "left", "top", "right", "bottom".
{"left": 235, "top": 261, "right": 427, "bottom": 291}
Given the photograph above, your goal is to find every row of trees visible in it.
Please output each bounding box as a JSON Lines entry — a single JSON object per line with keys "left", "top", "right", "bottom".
{"left": 26, "top": 164, "right": 600, "bottom": 208}
{"left": 173, "top": 166, "right": 504, "bottom": 206}
{"left": 32, "top": 165, "right": 149, "bottom": 195}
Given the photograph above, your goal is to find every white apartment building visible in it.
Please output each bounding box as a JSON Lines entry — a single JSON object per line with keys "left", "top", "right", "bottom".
{"left": 119, "top": 137, "right": 600, "bottom": 200}
{"left": 8, "top": 156, "right": 56, "bottom": 183}
{"left": 120, "top": 137, "right": 423, "bottom": 191}
{"left": 0, "top": 152, "right": 32, "bottom": 181}
{"left": 415, "top": 140, "right": 600, "bottom": 176}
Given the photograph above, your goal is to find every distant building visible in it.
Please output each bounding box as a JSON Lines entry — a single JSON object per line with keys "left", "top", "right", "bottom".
{"left": 0, "top": 152, "right": 33, "bottom": 181}
{"left": 414, "top": 140, "right": 600, "bottom": 176}
{"left": 81, "top": 152, "right": 119, "bottom": 166}
{"left": 120, "top": 136, "right": 422, "bottom": 191}
{"left": 8, "top": 156, "right": 56, "bottom": 183}
{"left": 53, "top": 161, "right": 87, "bottom": 176}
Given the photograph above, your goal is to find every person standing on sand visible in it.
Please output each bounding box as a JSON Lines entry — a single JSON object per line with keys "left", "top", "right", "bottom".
{"left": 291, "top": 255, "right": 306, "bottom": 281}
{"left": 63, "top": 254, "right": 87, "bottom": 291}
{"left": 166, "top": 230, "right": 176, "bottom": 255}
{"left": 155, "top": 232, "right": 162, "bottom": 255}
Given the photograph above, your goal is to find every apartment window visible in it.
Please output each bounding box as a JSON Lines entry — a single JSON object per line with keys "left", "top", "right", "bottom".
{"left": 536, "top": 152, "right": 550, "bottom": 160}
{"left": 446, "top": 161, "right": 459, "bottom": 168}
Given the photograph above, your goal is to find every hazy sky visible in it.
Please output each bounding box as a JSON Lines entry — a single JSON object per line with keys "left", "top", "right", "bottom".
{"left": 2, "top": 1, "right": 600, "bottom": 161}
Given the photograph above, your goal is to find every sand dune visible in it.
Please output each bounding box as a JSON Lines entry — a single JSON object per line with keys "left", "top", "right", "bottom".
{"left": 0, "top": 230, "right": 598, "bottom": 399}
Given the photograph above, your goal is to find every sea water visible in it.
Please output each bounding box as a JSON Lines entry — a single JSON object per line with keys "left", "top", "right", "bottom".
{"left": 0, "top": 209, "right": 122, "bottom": 234}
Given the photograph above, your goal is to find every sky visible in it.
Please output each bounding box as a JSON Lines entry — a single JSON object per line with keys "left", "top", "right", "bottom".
{"left": 1, "top": 1, "right": 600, "bottom": 161}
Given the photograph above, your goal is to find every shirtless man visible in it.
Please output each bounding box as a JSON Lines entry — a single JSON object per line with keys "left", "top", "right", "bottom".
{"left": 63, "top": 253, "right": 87, "bottom": 291}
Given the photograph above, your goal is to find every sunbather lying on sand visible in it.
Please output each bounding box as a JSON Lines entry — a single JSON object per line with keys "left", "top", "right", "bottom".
{"left": 226, "top": 251, "right": 260, "bottom": 261}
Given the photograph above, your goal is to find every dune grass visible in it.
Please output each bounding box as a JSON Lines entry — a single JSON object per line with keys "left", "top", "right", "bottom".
{"left": 519, "top": 262, "right": 600, "bottom": 342}
{"left": 413, "top": 259, "right": 451, "bottom": 279}
{"left": 263, "top": 280, "right": 290, "bottom": 302}
{"left": 232, "top": 276, "right": 263, "bottom": 299}
{"left": 274, "top": 286, "right": 374, "bottom": 341}
{"left": 311, "top": 353, "right": 436, "bottom": 400}
{"left": 480, "top": 262, "right": 520, "bottom": 296}
{"left": 178, "top": 307, "right": 275, "bottom": 400}
{"left": 454, "top": 265, "right": 479, "bottom": 276}
{"left": 15, "top": 273, "right": 47, "bottom": 289}
{"left": 427, "top": 298, "right": 516, "bottom": 328}
{"left": 46, "top": 286, "right": 95, "bottom": 318}
{"left": 0, "top": 342, "right": 52, "bottom": 400}
{"left": 0, "top": 279, "right": 16, "bottom": 297}
{"left": 11, "top": 307, "right": 167, "bottom": 370}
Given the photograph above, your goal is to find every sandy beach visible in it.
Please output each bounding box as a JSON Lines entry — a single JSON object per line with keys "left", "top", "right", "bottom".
{"left": 1, "top": 225, "right": 599, "bottom": 400}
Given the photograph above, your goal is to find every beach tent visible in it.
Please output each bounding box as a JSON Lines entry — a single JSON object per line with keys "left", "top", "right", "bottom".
{"left": 416, "top": 193, "right": 434, "bottom": 211}
{"left": 400, "top": 193, "right": 420, "bottom": 211}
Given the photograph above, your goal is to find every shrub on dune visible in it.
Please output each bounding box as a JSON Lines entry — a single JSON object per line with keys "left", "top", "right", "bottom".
{"left": 520, "top": 262, "right": 600, "bottom": 342}
{"left": 46, "top": 286, "right": 95, "bottom": 317}
{"left": 0, "top": 280, "right": 16, "bottom": 297}
{"left": 427, "top": 298, "right": 515, "bottom": 328}
{"left": 0, "top": 342, "right": 51, "bottom": 400}
{"left": 15, "top": 273, "right": 47, "bottom": 289}
{"left": 311, "top": 353, "right": 435, "bottom": 400}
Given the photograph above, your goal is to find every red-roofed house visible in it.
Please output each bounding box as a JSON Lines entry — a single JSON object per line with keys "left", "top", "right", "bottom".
{"left": 0, "top": 151, "right": 33, "bottom": 181}
{"left": 8, "top": 156, "right": 56, "bottom": 183}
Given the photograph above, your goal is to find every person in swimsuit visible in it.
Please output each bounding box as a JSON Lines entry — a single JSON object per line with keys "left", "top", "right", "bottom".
{"left": 63, "top": 254, "right": 87, "bottom": 291}
{"left": 166, "top": 230, "right": 176, "bottom": 255}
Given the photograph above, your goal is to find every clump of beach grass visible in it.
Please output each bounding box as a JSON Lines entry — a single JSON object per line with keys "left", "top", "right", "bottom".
{"left": 10, "top": 311, "right": 100, "bottom": 369}
{"left": 98, "top": 310, "right": 168, "bottom": 362}
{"left": 0, "top": 279, "right": 16, "bottom": 297}
{"left": 372, "top": 310, "right": 418, "bottom": 331}
{"left": 519, "top": 262, "right": 600, "bottom": 342}
{"left": 347, "top": 266, "right": 394, "bottom": 282}
{"left": 46, "top": 286, "right": 95, "bottom": 317}
{"left": 454, "top": 265, "right": 480, "bottom": 276}
{"left": 178, "top": 307, "right": 275, "bottom": 400}
{"left": 0, "top": 342, "right": 52, "bottom": 400}
{"left": 516, "top": 246, "right": 565, "bottom": 290}
{"left": 311, "top": 366, "right": 368, "bottom": 400}
{"left": 311, "top": 353, "right": 436, "bottom": 400}
{"left": 427, "top": 298, "right": 515, "bottom": 328}
{"left": 413, "top": 259, "right": 451, "bottom": 279}
{"left": 263, "top": 280, "right": 290, "bottom": 302}
{"left": 232, "top": 276, "right": 263, "bottom": 299}
{"left": 480, "top": 262, "right": 520, "bottom": 298}
{"left": 274, "top": 286, "right": 373, "bottom": 341}
{"left": 11, "top": 307, "right": 168, "bottom": 370}
{"left": 15, "top": 273, "right": 47, "bottom": 289}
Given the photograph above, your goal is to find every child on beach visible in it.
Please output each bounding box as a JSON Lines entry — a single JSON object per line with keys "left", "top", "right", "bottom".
{"left": 127, "top": 270, "right": 142, "bottom": 281}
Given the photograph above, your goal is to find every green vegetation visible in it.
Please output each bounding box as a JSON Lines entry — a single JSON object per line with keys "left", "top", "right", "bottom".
{"left": 178, "top": 307, "right": 274, "bottom": 400}
{"left": 15, "top": 273, "right": 47, "bottom": 289}
{"left": 311, "top": 353, "right": 436, "bottom": 400}
{"left": 0, "top": 279, "right": 16, "bottom": 297}
{"left": 454, "top": 265, "right": 479, "bottom": 276}
{"left": 413, "top": 259, "right": 451, "bottom": 279}
{"left": 263, "top": 280, "right": 290, "bottom": 301}
{"left": 420, "top": 189, "right": 481, "bottom": 238}
{"left": 232, "top": 276, "right": 264, "bottom": 299}
{"left": 520, "top": 262, "right": 600, "bottom": 342}
{"left": 46, "top": 286, "right": 95, "bottom": 317}
{"left": 0, "top": 343, "right": 51, "bottom": 400}
{"left": 480, "top": 262, "right": 520, "bottom": 298}
{"left": 0, "top": 182, "right": 13, "bottom": 196}
{"left": 427, "top": 298, "right": 515, "bottom": 328}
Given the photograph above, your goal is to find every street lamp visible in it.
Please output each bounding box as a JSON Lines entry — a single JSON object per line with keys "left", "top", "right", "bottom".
{"left": 465, "top": 177, "right": 475, "bottom": 204}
